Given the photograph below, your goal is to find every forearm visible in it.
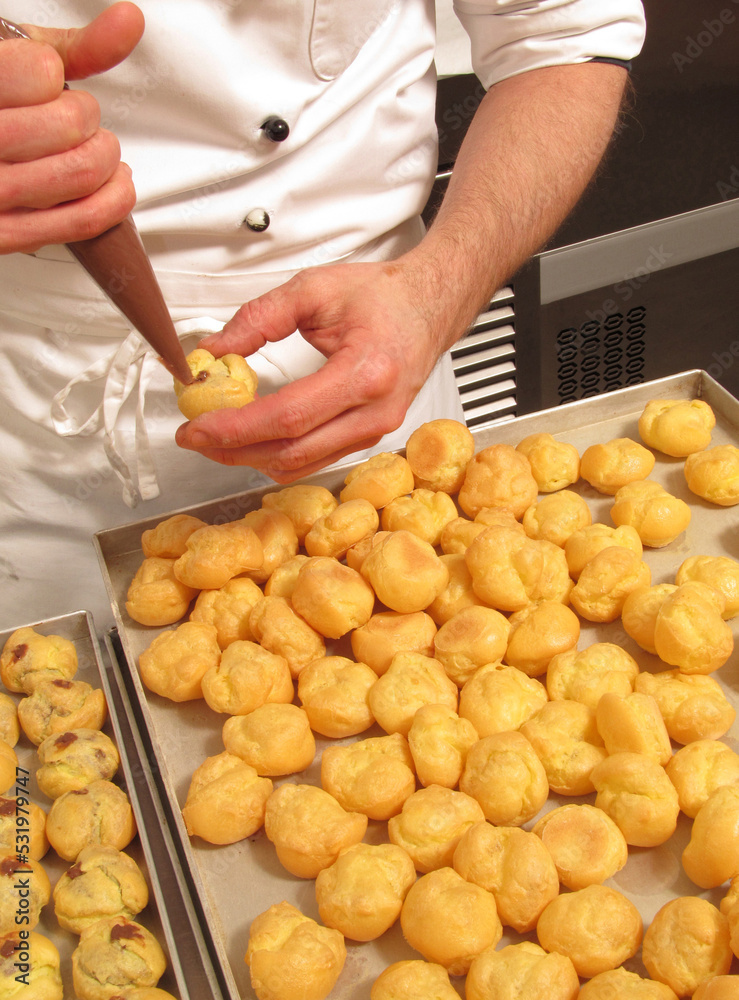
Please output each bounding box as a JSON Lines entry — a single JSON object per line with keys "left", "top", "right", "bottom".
{"left": 400, "top": 61, "right": 629, "bottom": 354}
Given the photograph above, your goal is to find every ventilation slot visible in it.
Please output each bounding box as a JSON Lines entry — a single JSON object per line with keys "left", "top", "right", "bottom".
{"left": 556, "top": 305, "right": 647, "bottom": 405}
{"left": 451, "top": 286, "right": 516, "bottom": 429}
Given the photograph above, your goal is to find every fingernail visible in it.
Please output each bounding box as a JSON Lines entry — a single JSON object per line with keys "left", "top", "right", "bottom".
{"left": 188, "top": 430, "right": 212, "bottom": 448}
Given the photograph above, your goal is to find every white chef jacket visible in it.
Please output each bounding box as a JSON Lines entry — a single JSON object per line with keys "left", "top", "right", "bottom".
{"left": 0, "top": 0, "right": 645, "bottom": 631}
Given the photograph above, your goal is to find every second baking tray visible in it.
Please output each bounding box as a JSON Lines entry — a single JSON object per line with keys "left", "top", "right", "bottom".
{"left": 95, "top": 370, "right": 739, "bottom": 996}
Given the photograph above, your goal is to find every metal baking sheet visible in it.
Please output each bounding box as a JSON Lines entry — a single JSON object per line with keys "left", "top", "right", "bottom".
{"left": 95, "top": 370, "right": 739, "bottom": 995}
{"left": 0, "top": 610, "right": 187, "bottom": 999}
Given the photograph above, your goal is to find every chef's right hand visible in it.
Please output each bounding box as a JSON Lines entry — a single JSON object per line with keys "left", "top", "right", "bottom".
{"left": 0, "top": 1, "right": 144, "bottom": 253}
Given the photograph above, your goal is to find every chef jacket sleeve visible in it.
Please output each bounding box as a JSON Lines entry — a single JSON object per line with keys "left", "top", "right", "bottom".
{"left": 452, "top": 0, "right": 646, "bottom": 90}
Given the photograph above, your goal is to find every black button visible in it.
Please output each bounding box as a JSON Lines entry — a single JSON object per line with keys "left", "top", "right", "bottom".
{"left": 243, "top": 209, "right": 270, "bottom": 232}
{"left": 261, "top": 116, "right": 290, "bottom": 142}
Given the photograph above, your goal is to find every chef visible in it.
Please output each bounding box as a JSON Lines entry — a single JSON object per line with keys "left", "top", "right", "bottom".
{"left": 0, "top": 0, "right": 645, "bottom": 630}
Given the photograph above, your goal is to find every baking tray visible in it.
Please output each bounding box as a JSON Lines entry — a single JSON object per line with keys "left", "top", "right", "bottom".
{"left": 0, "top": 610, "right": 188, "bottom": 998}
{"left": 95, "top": 370, "right": 739, "bottom": 995}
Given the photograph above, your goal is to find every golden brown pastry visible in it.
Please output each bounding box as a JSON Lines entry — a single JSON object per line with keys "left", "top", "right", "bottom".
{"left": 676, "top": 554, "right": 739, "bottom": 619}
{"left": 610, "top": 479, "right": 691, "bottom": 547}
{"left": 682, "top": 785, "right": 739, "bottom": 889}
{"left": 400, "top": 866, "right": 501, "bottom": 976}
{"left": 458, "top": 662, "right": 548, "bottom": 738}
{"left": 564, "top": 521, "right": 643, "bottom": 580}
{"left": 452, "top": 822, "right": 558, "bottom": 933}
{"left": 590, "top": 751, "right": 679, "bottom": 848}
{"left": 320, "top": 732, "right": 415, "bottom": 821}
{"left": 579, "top": 436, "right": 655, "bottom": 495}
{"left": 261, "top": 484, "right": 339, "bottom": 544}
{"left": 641, "top": 897, "right": 732, "bottom": 997}
{"left": 174, "top": 347, "right": 257, "bottom": 419}
{"left": 439, "top": 515, "right": 489, "bottom": 555}
{"left": 304, "top": 498, "right": 379, "bottom": 559}
{"left": 380, "top": 489, "right": 458, "bottom": 546}
{"left": 503, "top": 600, "right": 580, "bottom": 677}
{"left": 594, "top": 691, "right": 672, "bottom": 765}
{"left": 0, "top": 930, "right": 62, "bottom": 1000}
{"left": 0, "top": 856, "right": 50, "bottom": 934}
{"left": 685, "top": 444, "right": 739, "bottom": 506}
{"left": 638, "top": 397, "right": 715, "bottom": 457}
{"left": 515, "top": 431, "right": 580, "bottom": 493}
{"left": 264, "top": 783, "right": 367, "bottom": 878}
{"left": 339, "top": 451, "right": 415, "bottom": 508}
{"left": 71, "top": 915, "right": 167, "bottom": 1000}
{"left": 521, "top": 489, "right": 592, "bottom": 547}
{"left": 653, "top": 581, "right": 733, "bottom": 674}
{"left": 350, "top": 611, "right": 437, "bottom": 676}
{"left": 0, "top": 626, "right": 77, "bottom": 694}
{"left": 459, "top": 731, "right": 549, "bottom": 827}
{"left": 222, "top": 704, "right": 315, "bottom": 777}
{"left": 18, "top": 678, "right": 107, "bottom": 746}
{"left": 173, "top": 520, "right": 263, "bottom": 590}
{"left": 665, "top": 739, "right": 739, "bottom": 818}
{"left": 432, "top": 605, "right": 510, "bottom": 688}
{"left": 407, "top": 703, "right": 478, "bottom": 789}
{"left": 596, "top": 691, "right": 672, "bottom": 767}
{"left": 138, "top": 621, "right": 220, "bottom": 703}
{"left": 315, "top": 842, "right": 416, "bottom": 941}
{"left": 188, "top": 575, "right": 264, "bottom": 648}
{"left": 388, "top": 784, "right": 485, "bottom": 873}
{"left": 290, "top": 556, "right": 375, "bottom": 639}
{"left": 546, "top": 642, "right": 640, "bottom": 711}
{"left": 181, "top": 751, "right": 273, "bottom": 845}
{"left": 693, "top": 979, "right": 739, "bottom": 1000}
{"left": 248, "top": 596, "right": 326, "bottom": 679}
{"left": 0, "top": 797, "right": 48, "bottom": 861}
{"left": 245, "top": 900, "right": 346, "bottom": 1000}
{"left": 621, "top": 582, "right": 678, "bottom": 654}
{"left": 200, "top": 639, "right": 293, "bottom": 716}
{"left": 405, "top": 417, "right": 475, "bottom": 493}
{"left": 53, "top": 846, "right": 149, "bottom": 934}
{"left": 297, "top": 655, "right": 376, "bottom": 738}
{"left": 241, "top": 507, "right": 299, "bottom": 584}
{"left": 140, "top": 512, "right": 207, "bottom": 558}
{"left": 536, "top": 884, "right": 643, "bottom": 979}
{"left": 263, "top": 553, "right": 311, "bottom": 598}
{"left": 45, "top": 780, "right": 136, "bottom": 862}
{"left": 370, "top": 960, "right": 459, "bottom": 1000}
{"left": 0, "top": 696, "right": 18, "bottom": 750}
{"left": 520, "top": 699, "right": 607, "bottom": 796}
{"left": 458, "top": 443, "right": 538, "bottom": 519}
{"left": 360, "top": 530, "right": 449, "bottom": 614}
{"left": 125, "top": 556, "right": 199, "bottom": 627}
{"left": 531, "top": 803, "right": 627, "bottom": 890}
{"left": 635, "top": 668, "right": 736, "bottom": 744}
{"left": 425, "top": 553, "right": 487, "bottom": 625}
{"left": 368, "top": 651, "right": 458, "bottom": 737}
{"left": 36, "top": 728, "right": 120, "bottom": 799}
{"left": 569, "top": 545, "right": 651, "bottom": 622}
{"left": 344, "top": 530, "right": 390, "bottom": 573}
{"left": 578, "top": 967, "right": 679, "bottom": 999}
{"left": 465, "top": 941, "right": 580, "bottom": 1000}
{"left": 465, "top": 525, "right": 572, "bottom": 612}
{"left": 0, "top": 746, "right": 15, "bottom": 798}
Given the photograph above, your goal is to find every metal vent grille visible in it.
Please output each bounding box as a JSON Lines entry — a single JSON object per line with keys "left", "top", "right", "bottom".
{"left": 451, "top": 285, "right": 516, "bottom": 429}
{"left": 555, "top": 304, "right": 647, "bottom": 404}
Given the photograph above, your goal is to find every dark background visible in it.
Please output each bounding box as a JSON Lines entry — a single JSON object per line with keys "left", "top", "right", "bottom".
{"left": 427, "top": 0, "right": 739, "bottom": 246}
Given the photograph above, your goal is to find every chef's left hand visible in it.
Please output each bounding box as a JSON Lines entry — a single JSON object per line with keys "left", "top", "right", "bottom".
{"left": 174, "top": 258, "right": 459, "bottom": 483}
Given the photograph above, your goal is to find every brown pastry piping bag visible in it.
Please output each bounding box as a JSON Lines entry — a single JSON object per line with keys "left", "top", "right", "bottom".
{"left": 1, "top": 16, "right": 195, "bottom": 385}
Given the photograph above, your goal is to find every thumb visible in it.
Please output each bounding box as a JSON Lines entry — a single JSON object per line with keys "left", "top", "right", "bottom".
{"left": 21, "top": 1, "right": 145, "bottom": 80}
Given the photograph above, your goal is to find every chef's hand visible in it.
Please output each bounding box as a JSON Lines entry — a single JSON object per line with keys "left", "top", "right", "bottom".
{"left": 0, "top": 2, "right": 144, "bottom": 253}
{"left": 175, "top": 259, "right": 459, "bottom": 483}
